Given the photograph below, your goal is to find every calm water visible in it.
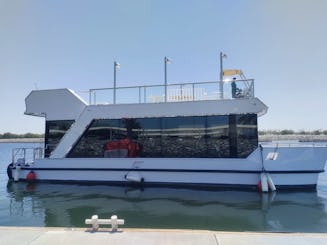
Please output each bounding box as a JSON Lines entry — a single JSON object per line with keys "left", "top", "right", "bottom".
{"left": 1, "top": 142, "right": 327, "bottom": 232}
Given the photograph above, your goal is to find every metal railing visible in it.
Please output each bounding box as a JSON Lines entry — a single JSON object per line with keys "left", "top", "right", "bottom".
{"left": 88, "top": 79, "right": 254, "bottom": 105}
{"left": 260, "top": 142, "right": 327, "bottom": 148}
{"left": 12, "top": 147, "right": 44, "bottom": 165}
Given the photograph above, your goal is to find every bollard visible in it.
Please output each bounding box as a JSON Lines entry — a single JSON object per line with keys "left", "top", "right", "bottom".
{"left": 85, "top": 215, "right": 124, "bottom": 232}
{"left": 91, "top": 215, "right": 99, "bottom": 230}
{"left": 110, "top": 215, "right": 119, "bottom": 232}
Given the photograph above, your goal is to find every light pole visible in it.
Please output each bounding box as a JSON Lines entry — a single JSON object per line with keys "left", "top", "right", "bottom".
{"left": 219, "top": 52, "right": 227, "bottom": 99}
{"left": 164, "top": 56, "right": 171, "bottom": 102}
{"left": 113, "top": 61, "right": 120, "bottom": 104}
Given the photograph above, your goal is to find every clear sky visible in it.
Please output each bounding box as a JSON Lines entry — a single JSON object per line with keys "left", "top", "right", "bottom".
{"left": 1, "top": 0, "right": 327, "bottom": 134}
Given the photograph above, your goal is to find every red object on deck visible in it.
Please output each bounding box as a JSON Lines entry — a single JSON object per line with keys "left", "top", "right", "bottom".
{"left": 105, "top": 138, "right": 140, "bottom": 157}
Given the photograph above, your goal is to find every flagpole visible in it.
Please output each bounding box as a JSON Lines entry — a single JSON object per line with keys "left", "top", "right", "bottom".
{"left": 164, "top": 57, "right": 171, "bottom": 102}
{"left": 114, "top": 61, "right": 120, "bottom": 104}
{"left": 164, "top": 57, "right": 167, "bottom": 102}
{"left": 219, "top": 52, "right": 224, "bottom": 99}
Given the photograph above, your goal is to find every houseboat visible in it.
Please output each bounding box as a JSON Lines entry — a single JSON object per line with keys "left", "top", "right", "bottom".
{"left": 7, "top": 63, "right": 327, "bottom": 191}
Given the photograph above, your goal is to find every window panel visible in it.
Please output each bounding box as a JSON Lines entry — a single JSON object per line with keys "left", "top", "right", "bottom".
{"left": 236, "top": 114, "right": 258, "bottom": 158}
{"left": 67, "top": 114, "right": 258, "bottom": 159}
{"left": 206, "top": 116, "right": 229, "bottom": 158}
{"left": 45, "top": 120, "right": 74, "bottom": 157}
{"left": 135, "top": 118, "right": 162, "bottom": 157}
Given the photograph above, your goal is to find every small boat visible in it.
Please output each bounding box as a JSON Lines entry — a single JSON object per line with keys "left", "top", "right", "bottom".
{"left": 7, "top": 55, "right": 327, "bottom": 191}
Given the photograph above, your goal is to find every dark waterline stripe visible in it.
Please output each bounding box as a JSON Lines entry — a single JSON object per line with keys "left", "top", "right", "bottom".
{"left": 18, "top": 167, "right": 324, "bottom": 174}
{"left": 17, "top": 179, "right": 318, "bottom": 191}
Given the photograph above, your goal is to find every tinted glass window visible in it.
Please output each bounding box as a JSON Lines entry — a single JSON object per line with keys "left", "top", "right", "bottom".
{"left": 68, "top": 119, "right": 125, "bottom": 158}
{"left": 45, "top": 120, "right": 74, "bottom": 157}
{"left": 236, "top": 114, "right": 258, "bottom": 158}
{"left": 135, "top": 118, "right": 162, "bottom": 157}
{"left": 67, "top": 114, "right": 258, "bottom": 158}
{"left": 206, "top": 116, "right": 229, "bottom": 157}
{"left": 161, "top": 117, "right": 206, "bottom": 157}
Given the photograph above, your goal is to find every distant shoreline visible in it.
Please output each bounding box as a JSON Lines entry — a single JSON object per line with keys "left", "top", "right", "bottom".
{"left": 0, "top": 138, "right": 44, "bottom": 143}
{"left": 259, "top": 134, "right": 327, "bottom": 142}
{"left": 1, "top": 135, "right": 327, "bottom": 144}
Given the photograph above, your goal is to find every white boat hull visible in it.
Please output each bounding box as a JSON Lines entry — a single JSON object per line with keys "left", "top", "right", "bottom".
{"left": 10, "top": 146, "right": 327, "bottom": 190}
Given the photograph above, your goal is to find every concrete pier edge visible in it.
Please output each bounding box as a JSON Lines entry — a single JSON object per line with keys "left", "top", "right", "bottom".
{"left": 0, "top": 226, "right": 326, "bottom": 245}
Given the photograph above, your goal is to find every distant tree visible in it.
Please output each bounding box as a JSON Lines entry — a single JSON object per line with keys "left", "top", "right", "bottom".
{"left": 264, "top": 130, "right": 277, "bottom": 135}
{"left": 0, "top": 132, "right": 43, "bottom": 139}
{"left": 323, "top": 130, "right": 327, "bottom": 135}
{"left": 2, "top": 132, "right": 16, "bottom": 139}
{"left": 23, "top": 133, "right": 43, "bottom": 138}
{"left": 312, "top": 130, "right": 322, "bottom": 135}
{"left": 280, "top": 129, "right": 294, "bottom": 135}
{"left": 298, "top": 130, "right": 307, "bottom": 135}
{"left": 258, "top": 130, "right": 266, "bottom": 135}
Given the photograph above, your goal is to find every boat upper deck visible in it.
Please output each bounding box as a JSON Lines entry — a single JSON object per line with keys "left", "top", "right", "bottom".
{"left": 87, "top": 79, "right": 255, "bottom": 105}
{"left": 24, "top": 78, "right": 267, "bottom": 122}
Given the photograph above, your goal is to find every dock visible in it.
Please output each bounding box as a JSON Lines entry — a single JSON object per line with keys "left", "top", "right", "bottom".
{"left": 0, "top": 226, "right": 326, "bottom": 245}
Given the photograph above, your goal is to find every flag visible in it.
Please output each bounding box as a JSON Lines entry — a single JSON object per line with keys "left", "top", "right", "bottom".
{"left": 223, "top": 69, "right": 243, "bottom": 77}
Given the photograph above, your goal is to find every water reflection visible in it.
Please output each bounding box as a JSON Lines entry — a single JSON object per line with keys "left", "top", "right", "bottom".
{"left": 5, "top": 182, "right": 327, "bottom": 232}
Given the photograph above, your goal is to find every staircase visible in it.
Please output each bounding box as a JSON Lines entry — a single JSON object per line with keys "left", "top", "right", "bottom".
{"left": 50, "top": 107, "right": 94, "bottom": 158}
